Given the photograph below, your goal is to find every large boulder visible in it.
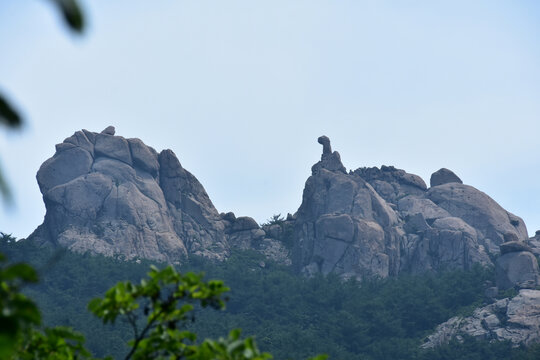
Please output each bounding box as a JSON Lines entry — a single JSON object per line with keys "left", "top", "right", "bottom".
{"left": 426, "top": 183, "right": 528, "bottom": 253}
{"left": 496, "top": 251, "right": 540, "bottom": 290}
{"left": 430, "top": 168, "right": 463, "bottom": 187}
{"left": 28, "top": 127, "right": 230, "bottom": 263}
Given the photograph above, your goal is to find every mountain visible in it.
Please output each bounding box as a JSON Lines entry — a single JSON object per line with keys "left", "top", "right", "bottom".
{"left": 25, "top": 126, "right": 540, "bottom": 349}
{"left": 28, "top": 127, "right": 537, "bottom": 277}
{"left": 28, "top": 126, "right": 288, "bottom": 264}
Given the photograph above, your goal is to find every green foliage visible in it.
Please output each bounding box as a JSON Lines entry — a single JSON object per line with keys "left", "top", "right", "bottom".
{"left": 0, "top": 250, "right": 98, "bottom": 360}
{"left": 3, "top": 239, "right": 540, "bottom": 359}
{"left": 17, "top": 327, "right": 95, "bottom": 360}
{"left": 498, "top": 287, "right": 519, "bottom": 299}
{"left": 188, "top": 329, "right": 273, "bottom": 360}
{"left": 1, "top": 243, "right": 321, "bottom": 359}
{"left": 261, "top": 214, "right": 295, "bottom": 249}
{"left": 0, "top": 252, "right": 40, "bottom": 358}
{"left": 88, "top": 265, "right": 230, "bottom": 359}
{"left": 0, "top": 93, "right": 22, "bottom": 128}
{"left": 262, "top": 214, "right": 285, "bottom": 227}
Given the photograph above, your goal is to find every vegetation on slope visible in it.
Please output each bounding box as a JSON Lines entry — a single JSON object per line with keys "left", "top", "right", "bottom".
{"left": 2, "top": 235, "right": 540, "bottom": 359}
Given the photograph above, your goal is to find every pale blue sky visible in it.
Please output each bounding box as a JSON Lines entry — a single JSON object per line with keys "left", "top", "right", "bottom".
{"left": 1, "top": 1, "right": 539, "bottom": 238}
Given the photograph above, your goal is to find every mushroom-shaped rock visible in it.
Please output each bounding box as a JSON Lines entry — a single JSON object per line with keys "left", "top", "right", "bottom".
{"left": 430, "top": 168, "right": 463, "bottom": 187}
{"left": 318, "top": 135, "right": 332, "bottom": 155}
{"left": 311, "top": 136, "right": 346, "bottom": 174}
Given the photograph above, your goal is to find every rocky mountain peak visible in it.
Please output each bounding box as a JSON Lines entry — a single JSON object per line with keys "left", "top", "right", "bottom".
{"left": 311, "top": 135, "right": 347, "bottom": 175}
{"left": 28, "top": 130, "right": 532, "bottom": 280}
{"left": 30, "top": 127, "right": 229, "bottom": 263}
{"left": 24, "top": 130, "right": 540, "bottom": 350}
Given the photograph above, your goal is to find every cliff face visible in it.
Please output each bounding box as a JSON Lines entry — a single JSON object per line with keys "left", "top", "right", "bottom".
{"left": 29, "top": 126, "right": 229, "bottom": 262}
{"left": 293, "top": 136, "right": 528, "bottom": 279}
{"left": 26, "top": 128, "right": 540, "bottom": 349}
{"left": 29, "top": 128, "right": 532, "bottom": 278}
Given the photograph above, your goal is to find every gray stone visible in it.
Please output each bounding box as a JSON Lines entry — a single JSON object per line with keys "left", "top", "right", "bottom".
{"left": 128, "top": 138, "right": 159, "bottom": 177}
{"left": 398, "top": 196, "right": 450, "bottom": 221}
{"left": 63, "top": 130, "right": 94, "bottom": 156}
{"left": 221, "top": 212, "right": 236, "bottom": 223}
{"left": 430, "top": 168, "right": 463, "bottom": 187}
{"left": 29, "top": 130, "right": 536, "bottom": 281}
{"left": 353, "top": 166, "right": 427, "bottom": 204}
{"left": 403, "top": 213, "right": 430, "bottom": 234}
{"left": 37, "top": 147, "right": 93, "bottom": 194}
{"left": 158, "top": 149, "right": 229, "bottom": 260}
{"left": 427, "top": 183, "right": 528, "bottom": 252}
{"left": 316, "top": 214, "right": 355, "bottom": 243}
{"left": 101, "top": 126, "right": 115, "bottom": 135}
{"left": 500, "top": 241, "right": 533, "bottom": 255}
{"left": 231, "top": 217, "right": 260, "bottom": 232}
{"left": 258, "top": 238, "right": 291, "bottom": 266}
{"left": 293, "top": 140, "right": 401, "bottom": 278}
{"left": 95, "top": 133, "right": 132, "bottom": 165}
{"left": 504, "top": 232, "right": 520, "bottom": 242}
{"left": 528, "top": 233, "right": 540, "bottom": 256}
{"left": 496, "top": 251, "right": 540, "bottom": 290}
{"left": 28, "top": 127, "right": 235, "bottom": 264}
{"left": 318, "top": 135, "right": 332, "bottom": 155}
{"left": 424, "top": 290, "right": 540, "bottom": 348}
{"left": 485, "top": 286, "right": 499, "bottom": 299}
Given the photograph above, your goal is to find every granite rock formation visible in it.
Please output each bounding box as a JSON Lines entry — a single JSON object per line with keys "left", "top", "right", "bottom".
{"left": 292, "top": 136, "right": 527, "bottom": 279}
{"left": 430, "top": 168, "right": 463, "bottom": 187}
{"left": 27, "top": 129, "right": 540, "bottom": 348}
{"left": 496, "top": 240, "right": 540, "bottom": 290}
{"left": 423, "top": 289, "right": 540, "bottom": 348}
{"left": 527, "top": 230, "right": 540, "bottom": 256}
{"left": 28, "top": 126, "right": 293, "bottom": 264}
{"left": 29, "top": 127, "right": 232, "bottom": 262}
{"left": 29, "top": 129, "right": 530, "bottom": 278}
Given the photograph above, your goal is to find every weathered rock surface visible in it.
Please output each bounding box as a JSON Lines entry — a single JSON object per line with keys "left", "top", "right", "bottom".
{"left": 500, "top": 240, "right": 533, "bottom": 255}
{"left": 423, "top": 290, "right": 540, "bottom": 348}
{"left": 496, "top": 250, "right": 540, "bottom": 290}
{"left": 30, "top": 127, "right": 231, "bottom": 262}
{"left": 426, "top": 183, "right": 527, "bottom": 254}
{"left": 527, "top": 231, "right": 540, "bottom": 256}
{"left": 27, "top": 130, "right": 540, "bottom": 348}
{"left": 29, "top": 130, "right": 531, "bottom": 279}
{"left": 292, "top": 136, "right": 527, "bottom": 279}
{"left": 28, "top": 127, "right": 297, "bottom": 264}
{"left": 293, "top": 142, "right": 401, "bottom": 279}
{"left": 430, "top": 168, "right": 463, "bottom": 187}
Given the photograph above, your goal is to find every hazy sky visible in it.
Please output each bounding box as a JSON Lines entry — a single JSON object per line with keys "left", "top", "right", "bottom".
{"left": 1, "top": 1, "right": 539, "bottom": 239}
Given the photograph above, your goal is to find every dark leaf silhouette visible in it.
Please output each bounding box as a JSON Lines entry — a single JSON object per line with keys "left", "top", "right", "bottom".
{"left": 50, "top": 0, "right": 85, "bottom": 33}
{"left": 0, "top": 93, "right": 22, "bottom": 128}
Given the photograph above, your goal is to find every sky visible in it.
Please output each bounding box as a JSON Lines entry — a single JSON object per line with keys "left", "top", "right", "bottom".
{"left": 1, "top": 1, "right": 539, "bottom": 239}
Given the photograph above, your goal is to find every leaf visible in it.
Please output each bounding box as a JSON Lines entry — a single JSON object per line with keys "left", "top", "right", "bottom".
{"left": 0, "top": 332, "right": 16, "bottom": 359}
{"left": 50, "top": 0, "right": 85, "bottom": 33}
{"left": 308, "top": 355, "right": 329, "bottom": 360}
{"left": 3, "top": 263, "right": 39, "bottom": 282}
{"left": 0, "top": 166, "right": 12, "bottom": 203}
{"left": 0, "top": 93, "right": 22, "bottom": 127}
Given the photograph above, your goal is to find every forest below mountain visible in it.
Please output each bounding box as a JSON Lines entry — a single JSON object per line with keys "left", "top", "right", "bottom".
{"left": 2, "top": 236, "right": 540, "bottom": 360}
